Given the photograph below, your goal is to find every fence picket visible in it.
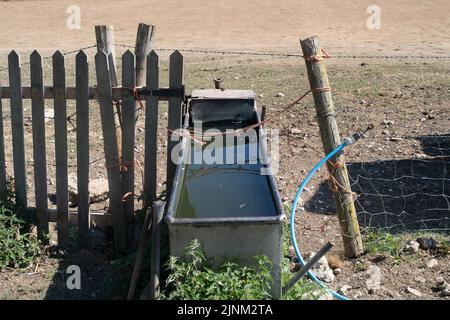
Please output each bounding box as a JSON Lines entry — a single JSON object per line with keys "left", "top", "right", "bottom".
{"left": 8, "top": 51, "right": 27, "bottom": 214}
{"left": 53, "top": 51, "right": 69, "bottom": 247}
{"left": 144, "top": 51, "right": 159, "bottom": 207}
{"left": 76, "top": 50, "right": 90, "bottom": 248}
{"left": 121, "top": 50, "right": 136, "bottom": 247}
{"left": 0, "top": 86, "right": 6, "bottom": 201}
{"left": 166, "top": 50, "right": 183, "bottom": 193}
{"left": 95, "top": 51, "right": 127, "bottom": 253}
{"left": 30, "top": 51, "right": 49, "bottom": 241}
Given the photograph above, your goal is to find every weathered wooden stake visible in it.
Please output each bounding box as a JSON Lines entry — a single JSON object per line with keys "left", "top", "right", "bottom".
{"left": 121, "top": 50, "right": 136, "bottom": 248}
{"left": 300, "top": 36, "right": 363, "bottom": 258}
{"left": 127, "top": 206, "right": 153, "bottom": 300}
{"left": 150, "top": 201, "right": 165, "bottom": 300}
{"left": 95, "top": 51, "right": 127, "bottom": 253}
{"left": 95, "top": 25, "right": 122, "bottom": 161}
{"left": 135, "top": 23, "right": 155, "bottom": 87}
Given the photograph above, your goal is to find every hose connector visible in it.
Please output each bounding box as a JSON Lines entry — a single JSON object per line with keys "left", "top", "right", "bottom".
{"left": 343, "top": 124, "right": 374, "bottom": 145}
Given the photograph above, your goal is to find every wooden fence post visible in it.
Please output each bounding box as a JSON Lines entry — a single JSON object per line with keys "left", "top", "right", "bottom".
{"left": 166, "top": 51, "right": 183, "bottom": 194}
{"left": 95, "top": 51, "right": 127, "bottom": 253}
{"left": 76, "top": 50, "right": 90, "bottom": 248}
{"left": 53, "top": 51, "right": 69, "bottom": 248}
{"left": 135, "top": 23, "right": 155, "bottom": 87}
{"left": 30, "top": 51, "right": 49, "bottom": 241}
{"left": 0, "top": 85, "right": 5, "bottom": 202}
{"left": 300, "top": 36, "right": 363, "bottom": 258}
{"left": 8, "top": 51, "right": 27, "bottom": 216}
{"left": 95, "top": 25, "right": 122, "bottom": 162}
{"left": 121, "top": 50, "right": 136, "bottom": 248}
{"left": 150, "top": 201, "right": 165, "bottom": 300}
{"left": 144, "top": 51, "right": 159, "bottom": 208}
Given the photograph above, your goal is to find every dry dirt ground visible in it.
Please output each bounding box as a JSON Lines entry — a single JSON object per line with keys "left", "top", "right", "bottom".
{"left": 0, "top": 0, "right": 449, "bottom": 300}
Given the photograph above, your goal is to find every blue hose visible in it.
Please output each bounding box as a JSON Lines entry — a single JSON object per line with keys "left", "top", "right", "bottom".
{"left": 289, "top": 142, "right": 350, "bottom": 300}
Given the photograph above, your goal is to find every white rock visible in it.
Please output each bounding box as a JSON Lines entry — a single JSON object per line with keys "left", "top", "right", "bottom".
{"left": 290, "top": 127, "right": 302, "bottom": 135}
{"left": 338, "top": 285, "right": 352, "bottom": 295}
{"left": 304, "top": 252, "right": 335, "bottom": 283}
{"left": 425, "top": 259, "right": 438, "bottom": 268}
{"left": 404, "top": 240, "right": 420, "bottom": 253}
{"left": 352, "top": 290, "right": 363, "bottom": 299}
{"left": 441, "top": 285, "right": 450, "bottom": 297}
{"left": 405, "top": 287, "right": 422, "bottom": 297}
{"left": 275, "top": 92, "right": 285, "bottom": 98}
{"left": 302, "top": 290, "right": 333, "bottom": 300}
{"left": 67, "top": 174, "right": 109, "bottom": 206}
{"left": 366, "top": 265, "right": 382, "bottom": 293}
{"left": 317, "top": 291, "right": 334, "bottom": 300}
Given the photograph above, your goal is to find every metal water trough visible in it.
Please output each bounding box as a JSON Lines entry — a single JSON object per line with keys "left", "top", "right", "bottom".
{"left": 166, "top": 89, "right": 285, "bottom": 298}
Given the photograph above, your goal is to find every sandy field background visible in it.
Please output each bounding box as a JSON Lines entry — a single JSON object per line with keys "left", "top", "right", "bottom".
{"left": 0, "top": 0, "right": 449, "bottom": 55}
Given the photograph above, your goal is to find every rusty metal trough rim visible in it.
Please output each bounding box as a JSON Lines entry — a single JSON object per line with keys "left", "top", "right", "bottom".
{"left": 165, "top": 97, "right": 285, "bottom": 226}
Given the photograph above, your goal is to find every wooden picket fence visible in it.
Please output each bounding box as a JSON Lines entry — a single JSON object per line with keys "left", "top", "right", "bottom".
{"left": 0, "top": 24, "right": 184, "bottom": 253}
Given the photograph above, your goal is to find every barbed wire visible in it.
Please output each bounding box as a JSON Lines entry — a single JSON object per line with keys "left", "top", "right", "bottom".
{"left": 1, "top": 42, "right": 449, "bottom": 74}
{"left": 0, "top": 44, "right": 97, "bottom": 73}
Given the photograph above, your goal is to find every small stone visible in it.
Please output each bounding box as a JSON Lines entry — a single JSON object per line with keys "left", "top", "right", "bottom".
{"left": 405, "top": 287, "right": 422, "bottom": 297}
{"left": 425, "top": 259, "right": 438, "bottom": 268}
{"left": 441, "top": 285, "right": 450, "bottom": 297}
{"left": 382, "top": 119, "right": 394, "bottom": 125}
{"left": 352, "top": 290, "right": 363, "bottom": 299}
{"left": 366, "top": 265, "right": 382, "bottom": 293}
{"left": 415, "top": 153, "right": 427, "bottom": 159}
{"left": 416, "top": 237, "right": 439, "bottom": 250}
{"left": 404, "top": 240, "right": 420, "bottom": 253}
{"left": 338, "top": 285, "right": 352, "bottom": 295}
{"left": 359, "top": 99, "right": 367, "bottom": 104}
{"left": 304, "top": 252, "right": 335, "bottom": 283}
{"left": 390, "top": 137, "right": 403, "bottom": 142}
{"left": 435, "top": 276, "right": 445, "bottom": 285}
{"left": 275, "top": 92, "right": 285, "bottom": 97}
{"left": 290, "top": 127, "right": 302, "bottom": 135}
{"left": 414, "top": 276, "right": 426, "bottom": 284}
{"left": 333, "top": 268, "right": 342, "bottom": 275}
{"left": 258, "top": 94, "right": 264, "bottom": 98}
{"left": 89, "top": 177, "right": 110, "bottom": 204}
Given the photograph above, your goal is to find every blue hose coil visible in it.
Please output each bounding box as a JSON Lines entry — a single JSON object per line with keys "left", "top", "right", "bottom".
{"left": 289, "top": 142, "right": 350, "bottom": 300}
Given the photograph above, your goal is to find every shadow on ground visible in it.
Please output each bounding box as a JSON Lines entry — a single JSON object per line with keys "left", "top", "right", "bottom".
{"left": 305, "top": 134, "right": 450, "bottom": 233}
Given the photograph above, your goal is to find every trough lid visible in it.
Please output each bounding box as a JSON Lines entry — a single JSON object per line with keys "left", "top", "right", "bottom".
{"left": 191, "top": 89, "right": 255, "bottom": 100}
